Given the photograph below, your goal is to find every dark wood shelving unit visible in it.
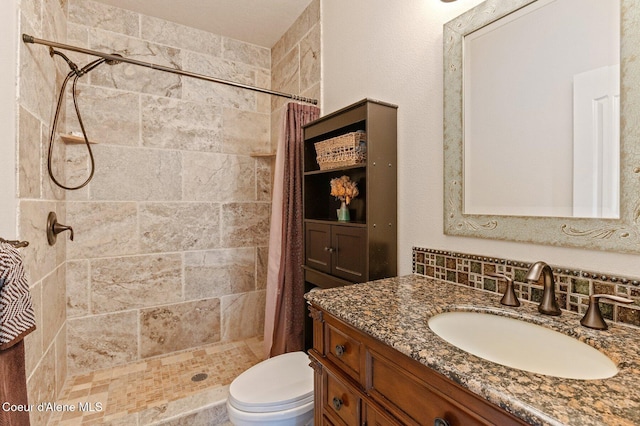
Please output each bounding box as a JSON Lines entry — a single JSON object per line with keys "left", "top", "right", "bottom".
{"left": 302, "top": 99, "right": 398, "bottom": 348}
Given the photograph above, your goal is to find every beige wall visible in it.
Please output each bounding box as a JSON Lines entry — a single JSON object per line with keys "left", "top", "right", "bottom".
{"left": 0, "top": 0, "right": 17, "bottom": 238}
{"left": 321, "top": 0, "right": 640, "bottom": 278}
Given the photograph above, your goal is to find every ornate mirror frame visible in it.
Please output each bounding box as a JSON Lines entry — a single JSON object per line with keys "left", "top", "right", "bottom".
{"left": 443, "top": 0, "right": 640, "bottom": 254}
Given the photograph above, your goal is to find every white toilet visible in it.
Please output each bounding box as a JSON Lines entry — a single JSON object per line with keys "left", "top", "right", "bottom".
{"left": 226, "top": 351, "right": 314, "bottom": 426}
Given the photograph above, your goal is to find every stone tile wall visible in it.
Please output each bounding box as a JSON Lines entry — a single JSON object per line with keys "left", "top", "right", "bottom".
{"left": 18, "top": 0, "right": 69, "bottom": 424}
{"left": 413, "top": 247, "right": 640, "bottom": 328}
{"left": 13, "top": 1, "right": 320, "bottom": 422}
{"left": 62, "top": 0, "right": 275, "bottom": 375}
{"left": 270, "top": 0, "right": 321, "bottom": 141}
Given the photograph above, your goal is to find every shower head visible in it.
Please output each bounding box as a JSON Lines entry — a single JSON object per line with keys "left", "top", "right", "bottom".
{"left": 49, "top": 47, "right": 80, "bottom": 76}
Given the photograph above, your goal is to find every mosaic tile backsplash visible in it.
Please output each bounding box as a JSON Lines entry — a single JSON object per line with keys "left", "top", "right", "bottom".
{"left": 413, "top": 247, "right": 640, "bottom": 328}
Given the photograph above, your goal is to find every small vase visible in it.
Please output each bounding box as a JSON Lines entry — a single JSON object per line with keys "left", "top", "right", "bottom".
{"left": 336, "top": 201, "right": 350, "bottom": 222}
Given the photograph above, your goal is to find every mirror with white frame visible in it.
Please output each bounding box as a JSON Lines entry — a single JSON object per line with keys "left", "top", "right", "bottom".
{"left": 443, "top": 0, "right": 640, "bottom": 253}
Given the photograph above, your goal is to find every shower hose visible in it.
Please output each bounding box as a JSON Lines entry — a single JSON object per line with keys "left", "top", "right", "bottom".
{"left": 47, "top": 48, "right": 119, "bottom": 190}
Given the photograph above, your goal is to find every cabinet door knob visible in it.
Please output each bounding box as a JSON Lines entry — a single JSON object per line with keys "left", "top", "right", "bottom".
{"left": 324, "top": 246, "right": 334, "bottom": 253}
{"left": 332, "top": 397, "right": 343, "bottom": 411}
{"left": 335, "top": 344, "right": 345, "bottom": 357}
{"left": 434, "top": 418, "right": 450, "bottom": 426}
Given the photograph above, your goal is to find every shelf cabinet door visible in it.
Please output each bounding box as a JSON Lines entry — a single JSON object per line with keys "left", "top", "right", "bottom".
{"left": 306, "top": 222, "right": 332, "bottom": 274}
{"left": 332, "top": 226, "right": 367, "bottom": 282}
{"left": 306, "top": 223, "right": 367, "bottom": 283}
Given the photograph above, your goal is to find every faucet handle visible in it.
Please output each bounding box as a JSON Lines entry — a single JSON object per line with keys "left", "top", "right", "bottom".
{"left": 488, "top": 273, "right": 520, "bottom": 307}
{"left": 580, "top": 294, "right": 633, "bottom": 330}
{"left": 47, "top": 211, "right": 74, "bottom": 246}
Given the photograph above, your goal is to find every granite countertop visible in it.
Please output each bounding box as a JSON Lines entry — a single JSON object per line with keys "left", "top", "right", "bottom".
{"left": 304, "top": 275, "right": 640, "bottom": 426}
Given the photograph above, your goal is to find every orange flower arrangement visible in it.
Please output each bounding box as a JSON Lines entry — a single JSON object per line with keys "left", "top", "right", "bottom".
{"left": 330, "top": 175, "right": 359, "bottom": 205}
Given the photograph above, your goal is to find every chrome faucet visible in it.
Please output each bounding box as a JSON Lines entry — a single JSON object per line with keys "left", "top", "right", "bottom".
{"left": 525, "top": 261, "right": 561, "bottom": 316}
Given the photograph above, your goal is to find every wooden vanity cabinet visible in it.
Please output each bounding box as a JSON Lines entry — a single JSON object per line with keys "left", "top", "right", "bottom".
{"left": 308, "top": 305, "right": 528, "bottom": 426}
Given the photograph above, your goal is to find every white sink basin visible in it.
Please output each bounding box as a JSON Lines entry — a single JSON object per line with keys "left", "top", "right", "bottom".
{"left": 428, "top": 311, "right": 618, "bottom": 380}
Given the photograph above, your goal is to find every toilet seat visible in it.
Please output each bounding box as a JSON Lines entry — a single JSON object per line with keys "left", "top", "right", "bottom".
{"left": 226, "top": 398, "right": 314, "bottom": 425}
{"left": 228, "top": 351, "right": 314, "bottom": 413}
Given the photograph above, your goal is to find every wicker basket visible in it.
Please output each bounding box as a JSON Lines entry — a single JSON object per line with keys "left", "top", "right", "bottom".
{"left": 315, "top": 131, "right": 367, "bottom": 170}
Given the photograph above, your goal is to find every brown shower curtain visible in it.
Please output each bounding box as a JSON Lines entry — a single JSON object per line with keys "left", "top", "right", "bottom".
{"left": 267, "top": 102, "right": 320, "bottom": 357}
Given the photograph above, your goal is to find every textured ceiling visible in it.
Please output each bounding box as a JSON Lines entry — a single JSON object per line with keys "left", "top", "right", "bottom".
{"left": 91, "top": 0, "right": 314, "bottom": 48}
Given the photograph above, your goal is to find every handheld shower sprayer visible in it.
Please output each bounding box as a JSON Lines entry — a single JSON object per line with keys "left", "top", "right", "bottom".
{"left": 46, "top": 49, "right": 121, "bottom": 190}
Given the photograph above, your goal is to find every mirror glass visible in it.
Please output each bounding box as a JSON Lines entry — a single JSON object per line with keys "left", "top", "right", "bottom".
{"left": 463, "top": 0, "right": 620, "bottom": 218}
{"left": 444, "top": 0, "right": 640, "bottom": 254}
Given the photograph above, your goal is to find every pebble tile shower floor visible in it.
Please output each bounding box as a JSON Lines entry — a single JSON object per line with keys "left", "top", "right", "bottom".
{"left": 47, "top": 338, "right": 263, "bottom": 425}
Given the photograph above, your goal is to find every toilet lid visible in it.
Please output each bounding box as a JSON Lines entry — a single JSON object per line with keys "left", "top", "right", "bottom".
{"left": 229, "top": 351, "right": 314, "bottom": 413}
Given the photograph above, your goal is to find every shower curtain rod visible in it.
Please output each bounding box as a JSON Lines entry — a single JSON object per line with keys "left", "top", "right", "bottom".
{"left": 22, "top": 34, "right": 318, "bottom": 105}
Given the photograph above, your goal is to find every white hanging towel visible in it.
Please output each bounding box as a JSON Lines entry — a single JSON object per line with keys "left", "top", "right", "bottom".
{"left": 0, "top": 242, "right": 36, "bottom": 350}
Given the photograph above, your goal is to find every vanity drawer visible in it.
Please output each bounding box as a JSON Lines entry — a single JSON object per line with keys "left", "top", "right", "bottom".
{"left": 367, "top": 348, "right": 514, "bottom": 426}
{"left": 324, "top": 371, "right": 361, "bottom": 426}
{"left": 364, "top": 402, "right": 400, "bottom": 426}
{"left": 325, "top": 322, "right": 362, "bottom": 381}
{"left": 321, "top": 415, "right": 337, "bottom": 426}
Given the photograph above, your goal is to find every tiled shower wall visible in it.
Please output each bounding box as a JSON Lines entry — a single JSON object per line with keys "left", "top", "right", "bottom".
{"left": 62, "top": 0, "right": 273, "bottom": 375}
{"left": 13, "top": 0, "right": 320, "bottom": 422}
{"left": 270, "top": 0, "right": 321, "bottom": 133}
{"left": 413, "top": 247, "right": 640, "bottom": 328}
{"left": 18, "top": 1, "right": 69, "bottom": 425}
{"left": 60, "top": 0, "right": 321, "bottom": 376}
